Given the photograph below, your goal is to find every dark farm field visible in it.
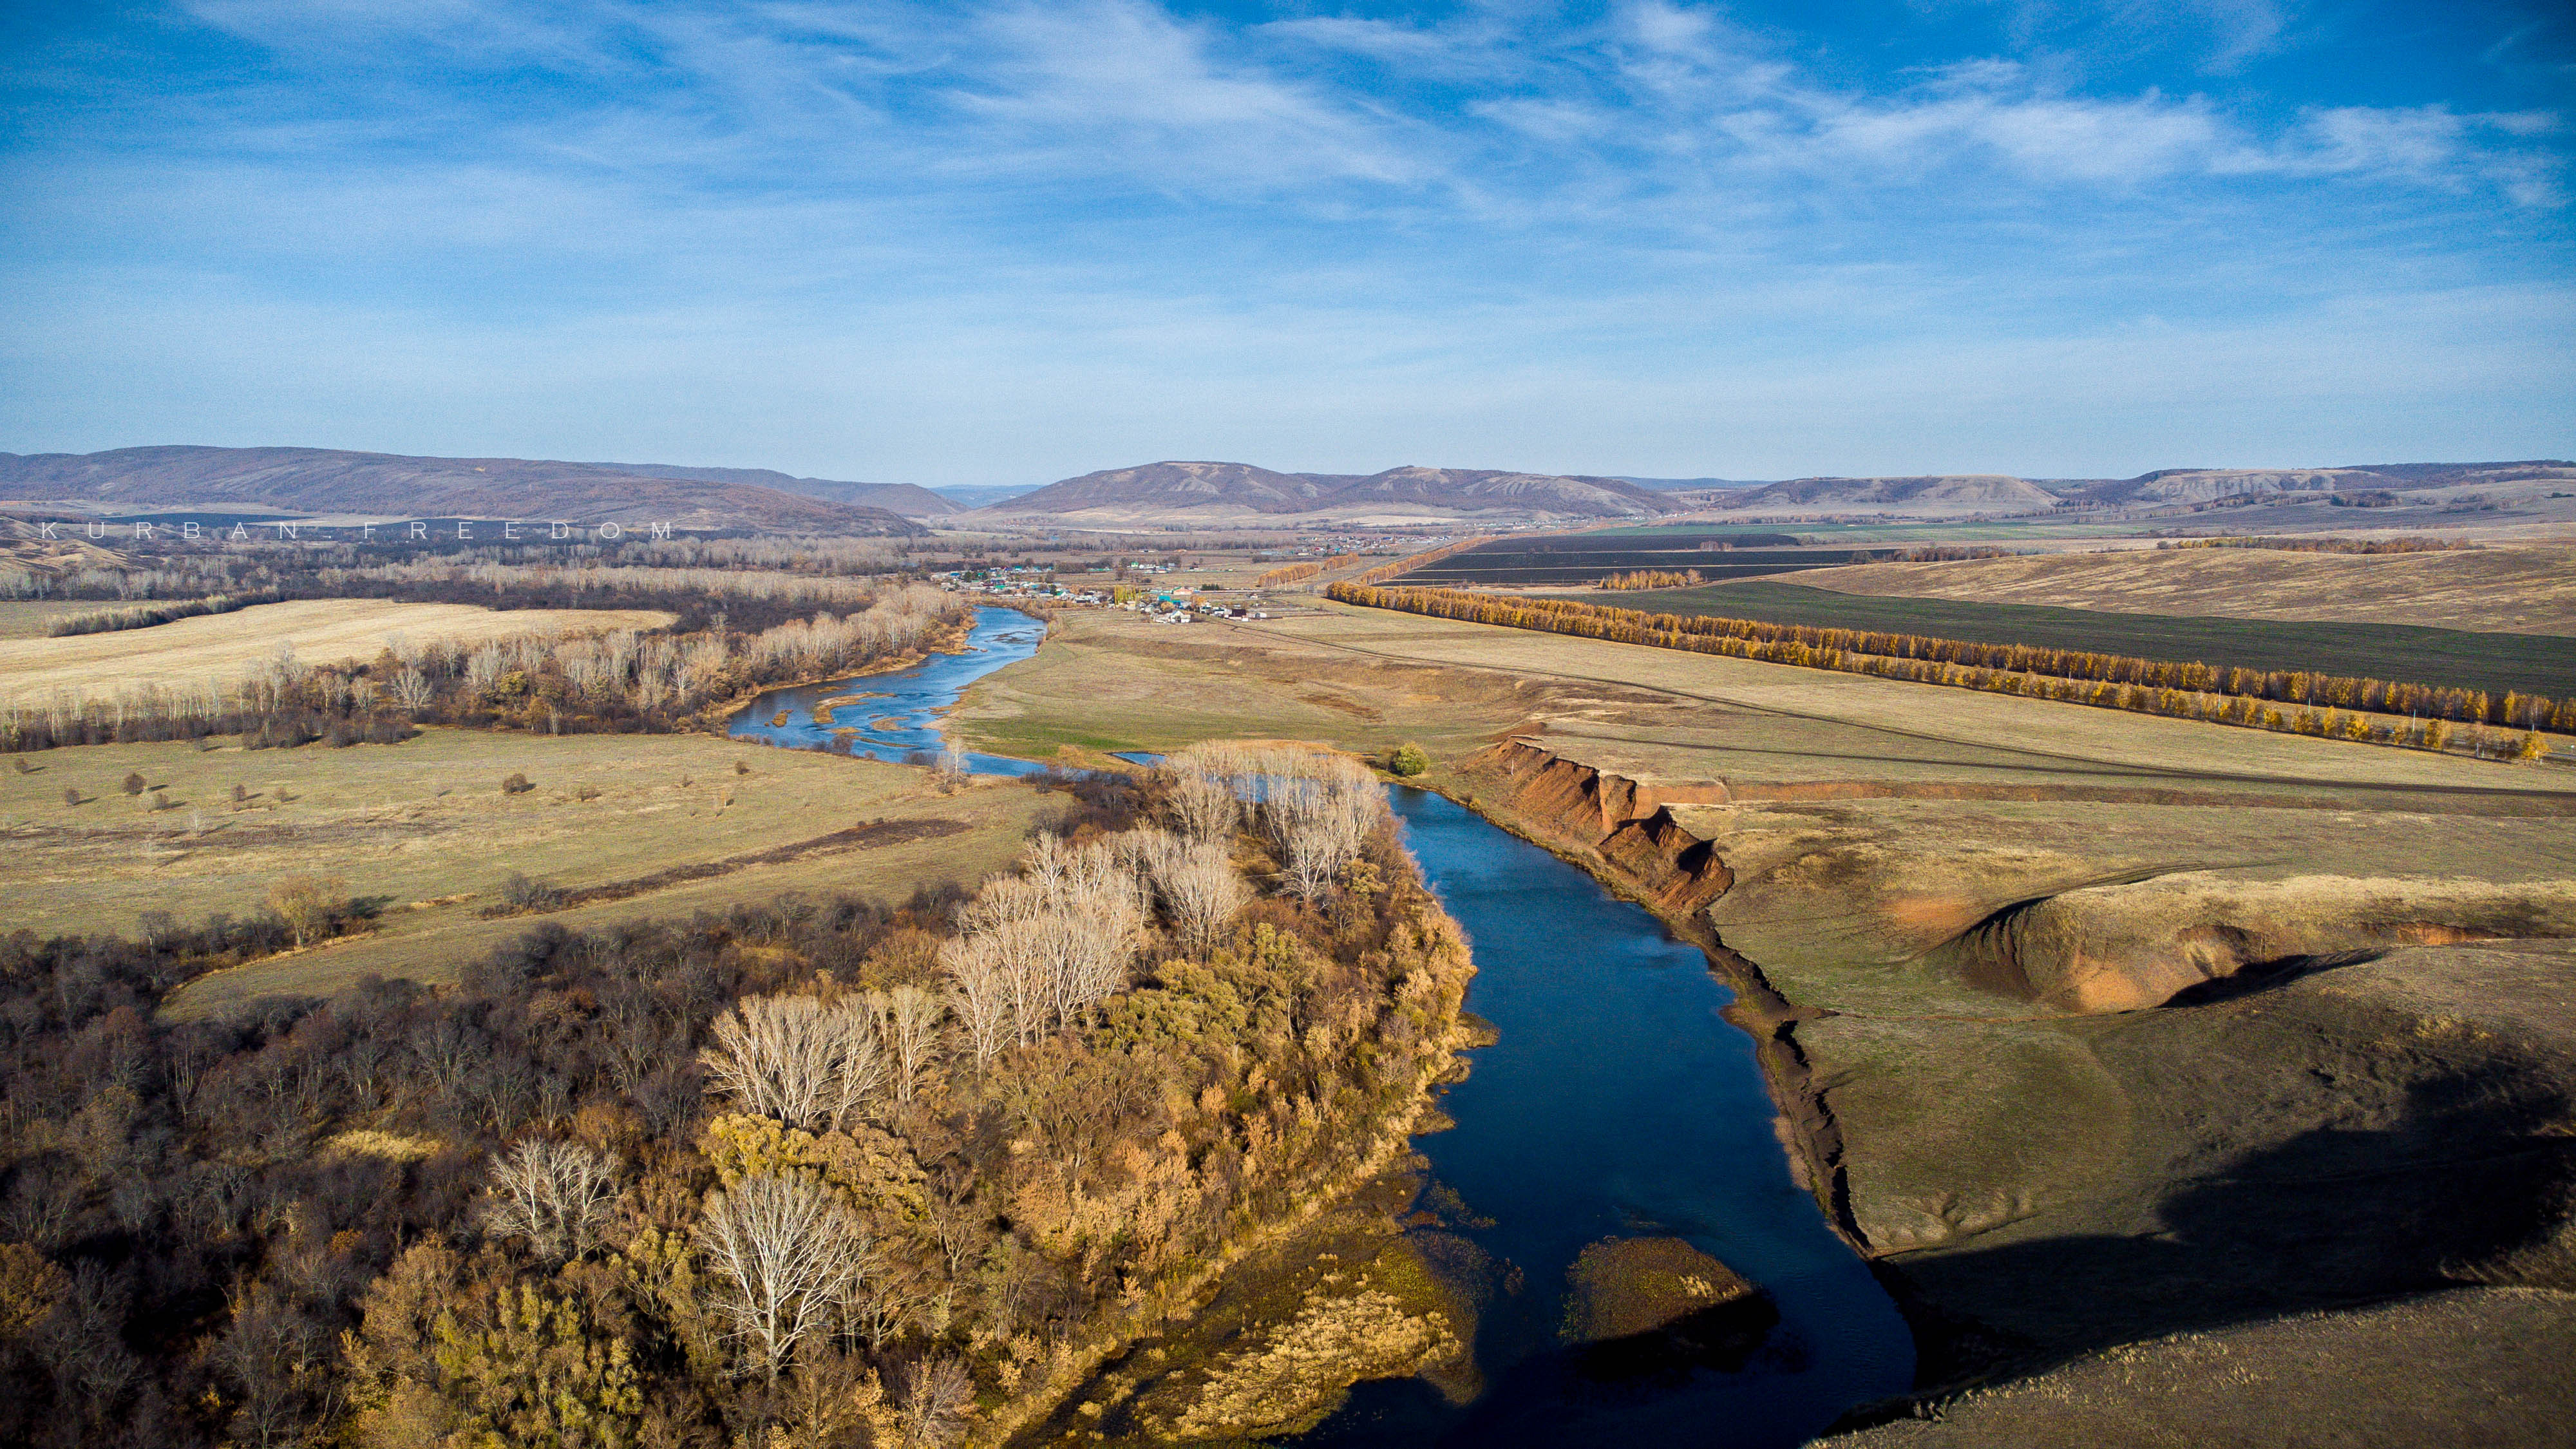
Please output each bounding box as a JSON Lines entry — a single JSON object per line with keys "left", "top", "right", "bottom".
{"left": 1397, "top": 531, "right": 1870, "bottom": 586}
{"left": 1537, "top": 579, "right": 2576, "bottom": 699}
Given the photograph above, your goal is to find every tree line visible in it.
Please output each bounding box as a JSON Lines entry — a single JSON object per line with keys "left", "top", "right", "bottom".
{"left": 0, "top": 748, "right": 1472, "bottom": 1448}
{"left": 2157, "top": 535, "right": 2474, "bottom": 554}
{"left": 1341, "top": 535, "right": 1497, "bottom": 589}
{"left": 3, "top": 582, "right": 974, "bottom": 755}
{"left": 44, "top": 592, "right": 281, "bottom": 637}
{"left": 1598, "top": 569, "right": 1703, "bottom": 589}
{"left": 1252, "top": 562, "right": 1321, "bottom": 588}
{"left": 1325, "top": 582, "right": 2570, "bottom": 752}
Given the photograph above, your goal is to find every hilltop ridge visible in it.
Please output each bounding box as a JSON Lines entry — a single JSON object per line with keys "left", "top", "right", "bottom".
{"left": 981, "top": 460, "right": 1674, "bottom": 522}
{"left": 0, "top": 446, "right": 929, "bottom": 534}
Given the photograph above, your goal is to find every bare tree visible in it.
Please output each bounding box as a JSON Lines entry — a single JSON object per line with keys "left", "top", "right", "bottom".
{"left": 1260, "top": 751, "right": 1385, "bottom": 902}
{"left": 892, "top": 1355, "right": 975, "bottom": 1446}
{"left": 938, "top": 935, "right": 1014, "bottom": 1068}
{"left": 696, "top": 1171, "right": 871, "bottom": 1381}
{"left": 480, "top": 1139, "right": 621, "bottom": 1263}
{"left": 871, "top": 985, "right": 945, "bottom": 1105}
{"left": 951, "top": 835, "right": 1146, "bottom": 1042}
{"left": 1158, "top": 743, "right": 1247, "bottom": 842}
{"left": 1154, "top": 842, "right": 1252, "bottom": 952}
{"left": 390, "top": 665, "right": 433, "bottom": 711}
{"left": 931, "top": 744, "right": 970, "bottom": 794}
{"left": 699, "top": 993, "right": 889, "bottom": 1130}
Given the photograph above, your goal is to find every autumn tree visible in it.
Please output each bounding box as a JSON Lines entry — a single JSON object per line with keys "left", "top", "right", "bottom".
{"left": 265, "top": 873, "right": 345, "bottom": 949}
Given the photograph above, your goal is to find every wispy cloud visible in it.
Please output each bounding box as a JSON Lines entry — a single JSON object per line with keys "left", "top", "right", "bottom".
{"left": 0, "top": 0, "right": 2567, "bottom": 481}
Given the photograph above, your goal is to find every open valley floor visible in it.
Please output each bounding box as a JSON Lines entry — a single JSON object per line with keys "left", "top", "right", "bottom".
{"left": 957, "top": 599, "right": 2576, "bottom": 1443}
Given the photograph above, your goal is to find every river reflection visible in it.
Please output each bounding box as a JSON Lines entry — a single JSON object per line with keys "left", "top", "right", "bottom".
{"left": 1289, "top": 788, "right": 1914, "bottom": 1448}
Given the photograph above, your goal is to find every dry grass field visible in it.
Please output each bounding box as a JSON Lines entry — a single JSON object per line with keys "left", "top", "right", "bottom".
{"left": 954, "top": 599, "right": 2576, "bottom": 1429}
{"left": 0, "top": 728, "right": 1050, "bottom": 1016}
{"left": 971, "top": 603, "right": 2566, "bottom": 794}
{"left": 1776, "top": 544, "right": 2576, "bottom": 635}
{"left": 0, "top": 600, "right": 79, "bottom": 639}
{"left": 0, "top": 597, "right": 677, "bottom": 707}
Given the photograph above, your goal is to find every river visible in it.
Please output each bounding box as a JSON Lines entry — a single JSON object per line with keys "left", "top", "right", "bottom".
{"left": 726, "top": 605, "right": 1051, "bottom": 775}
{"left": 730, "top": 606, "right": 1913, "bottom": 1445}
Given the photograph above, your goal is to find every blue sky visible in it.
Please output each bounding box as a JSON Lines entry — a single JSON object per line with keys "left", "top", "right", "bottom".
{"left": 3, "top": 1, "right": 2570, "bottom": 486}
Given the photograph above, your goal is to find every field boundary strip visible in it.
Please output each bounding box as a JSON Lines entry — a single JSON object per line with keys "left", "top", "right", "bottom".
{"left": 1324, "top": 582, "right": 2573, "bottom": 760}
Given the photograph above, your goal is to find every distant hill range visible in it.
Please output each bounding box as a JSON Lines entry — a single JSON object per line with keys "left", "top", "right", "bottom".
{"left": 1681, "top": 474, "right": 2059, "bottom": 514}
{"left": 593, "top": 462, "right": 955, "bottom": 516}
{"left": 980, "top": 460, "right": 1675, "bottom": 522}
{"left": 1675, "top": 461, "right": 2576, "bottom": 516}
{"left": 929, "top": 484, "right": 1041, "bottom": 510}
{"left": 2046, "top": 461, "right": 2575, "bottom": 508}
{"left": 0, "top": 446, "right": 934, "bottom": 533}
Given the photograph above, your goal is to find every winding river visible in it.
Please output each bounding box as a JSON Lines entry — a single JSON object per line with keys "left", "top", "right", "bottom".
{"left": 727, "top": 605, "right": 1052, "bottom": 775}
{"left": 731, "top": 607, "right": 1913, "bottom": 1445}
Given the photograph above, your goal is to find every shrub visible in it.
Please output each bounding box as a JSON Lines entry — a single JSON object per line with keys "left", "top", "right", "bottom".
{"left": 501, "top": 772, "right": 535, "bottom": 795}
{"left": 265, "top": 873, "right": 346, "bottom": 948}
{"left": 498, "top": 873, "right": 565, "bottom": 912}
{"left": 122, "top": 772, "right": 146, "bottom": 796}
{"left": 1387, "top": 743, "right": 1430, "bottom": 777}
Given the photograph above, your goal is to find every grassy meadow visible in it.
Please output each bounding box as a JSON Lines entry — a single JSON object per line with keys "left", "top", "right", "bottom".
{"left": 1, "top": 726, "right": 1052, "bottom": 1014}
{"left": 0, "top": 600, "right": 82, "bottom": 639}
{"left": 960, "top": 601, "right": 2576, "bottom": 996}
{"left": 0, "top": 597, "right": 677, "bottom": 707}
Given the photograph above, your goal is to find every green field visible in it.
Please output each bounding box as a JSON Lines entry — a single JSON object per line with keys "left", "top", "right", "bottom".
{"left": 1537, "top": 579, "right": 2576, "bottom": 698}
{"left": 1577, "top": 519, "right": 2159, "bottom": 542}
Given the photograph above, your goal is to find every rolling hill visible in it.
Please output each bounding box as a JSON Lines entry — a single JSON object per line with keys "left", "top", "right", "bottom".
{"left": 1680, "top": 474, "right": 2061, "bottom": 515}
{"left": 2056, "top": 460, "right": 2576, "bottom": 508}
{"left": 1663, "top": 461, "right": 2576, "bottom": 517}
{"left": 981, "top": 460, "right": 1675, "bottom": 522}
{"left": 0, "top": 446, "right": 927, "bottom": 534}
{"left": 596, "top": 461, "right": 956, "bottom": 516}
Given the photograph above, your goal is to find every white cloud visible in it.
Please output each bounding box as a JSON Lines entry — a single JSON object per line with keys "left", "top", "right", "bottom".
{"left": 5, "top": 0, "right": 2568, "bottom": 482}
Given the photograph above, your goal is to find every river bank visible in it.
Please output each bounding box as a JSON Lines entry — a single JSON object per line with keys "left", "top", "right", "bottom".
{"left": 1010, "top": 786, "right": 1913, "bottom": 1448}
{"left": 1440, "top": 732, "right": 2576, "bottom": 1437}
{"left": 951, "top": 603, "right": 2576, "bottom": 1441}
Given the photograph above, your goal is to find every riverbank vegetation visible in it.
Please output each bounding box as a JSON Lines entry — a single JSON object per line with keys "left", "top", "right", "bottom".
{"left": 3, "top": 585, "right": 970, "bottom": 753}
{"left": 0, "top": 744, "right": 1472, "bottom": 1448}
{"left": 2159, "top": 535, "right": 2474, "bottom": 554}
{"left": 1328, "top": 583, "right": 2572, "bottom": 750}
{"left": 44, "top": 591, "right": 279, "bottom": 637}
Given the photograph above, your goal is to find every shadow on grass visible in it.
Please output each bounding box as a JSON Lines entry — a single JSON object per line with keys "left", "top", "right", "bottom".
{"left": 1877, "top": 1067, "right": 2576, "bottom": 1405}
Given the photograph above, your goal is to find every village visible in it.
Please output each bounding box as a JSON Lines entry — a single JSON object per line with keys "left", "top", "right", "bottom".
{"left": 929, "top": 562, "right": 1276, "bottom": 623}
